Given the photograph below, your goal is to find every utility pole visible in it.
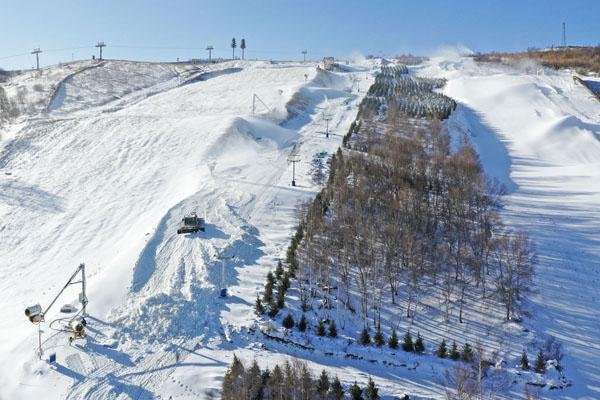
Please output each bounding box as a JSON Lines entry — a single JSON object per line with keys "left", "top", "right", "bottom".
{"left": 95, "top": 42, "right": 106, "bottom": 60}
{"left": 31, "top": 48, "right": 42, "bottom": 70}
{"left": 206, "top": 45, "right": 214, "bottom": 62}
{"left": 323, "top": 113, "right": 333, "bottom": 138}
{"left": 301, "top": 50, "right": 308, "bottom": 62}
{"left": 562, "top": 22, "right": 566, "bottom": 48}
{"left": 288, "top": 156, "right": 300, "bottom": 186}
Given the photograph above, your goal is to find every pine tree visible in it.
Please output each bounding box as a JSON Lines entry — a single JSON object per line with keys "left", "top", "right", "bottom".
{"left": 222, "top": 354, "right": 245, "bottom": 399}
{"left": 255, "top": 295, "right": 264, "bottom": 315}
{"left": 520, "top": 351, "right": 530, "bottom": 370}
{"left": 282, "top": 313, "right": 295, "bottom": 329}
{"left": 461, "top": 342, "right": 473, "bottom": 362}
{"left": 297, "top": 313, "right": 307, "bottom": 332}
{"left": 276, "top": 284, "right": 285, "bottom": 309}
{"left": 388, "top": 329, "right": 399, "bottom": 349}
{"left": 240, "top": 38, "right": 246, "bottom": 60}
{"left": 231, "top": 37, "right": 237, "bottom": 59}
{"left": 328, "top": 320, "right": 338, "bottom": 337}
{"left": 436, "top": 339, "right": 447, "bottom": 358}
{"left": 274, "top": 260, "right": 284, "bottom": 280}
{"left": 329, "top": 376, "right": 344, "bottom": 400}
{"left": 281, "top": 272, "right": 291, "bottom": 291}
{"left": 450, "top": 341, "right": 460, "bottom": 360}
{"left": 267, "top": 302, "right": 279, "bottom": 318}
{"left": 349, "top": 381, "right": 363, "bottom": 400}
{"left": 359, "top": 327, "right": 370, "bottom": 345}
{"left": 534, "top": 349, "right": 546, "bottom": 373}
{"left": 414, "top": 332, "right": 425, "bottom": 353}
{"left": 316, "top": 370, "right": 330, "bottom": 395}
{"left": 317, "top": 320, "right": 326, "bottom": 336}
{"left": 245, "top": 360, "right": 262, "bottom": 400}
{"left": 268, "top": 364, "right": 284, "bottom": 399}
{"left": 364, "top": 377, "right": 379, "bottom": 400}
{"left": 263, "top": 272, "right": 274, "bottom": 303}
{"left": 402, "top": 331, "right": 414, "bottom": 352}
{"left": 374, "top": 326, "right": 385, "bottom": 347}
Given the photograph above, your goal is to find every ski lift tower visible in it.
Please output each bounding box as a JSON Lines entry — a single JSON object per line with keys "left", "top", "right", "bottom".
{"left": 95, "top": 42, "right": 106, "bottom": 60}
{"left": 215, "top": 251, "right": 235, "bottom": 297}
{"left": 287, "top": 155, "right": 301, "bottom": 186}
{"left": 322, "top": 113, "right": 333, "bottom": 138}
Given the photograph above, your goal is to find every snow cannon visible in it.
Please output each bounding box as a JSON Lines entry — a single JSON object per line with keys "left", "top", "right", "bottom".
{"left": 69, "top": 317, "right": 87, "bottom": 342}
{"left": 177, "top": 212, "right": 206, "bottom": 234}
{"left": 25, "top": 304, "right": 43, "bottom": 323}
{"left": 220, "top": 288, "right": 228, "bottom": 298}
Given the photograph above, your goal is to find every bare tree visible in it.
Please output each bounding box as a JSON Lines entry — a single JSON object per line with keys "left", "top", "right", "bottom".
{"left": 493, "top": 231, "right": 535, "bottom": 320}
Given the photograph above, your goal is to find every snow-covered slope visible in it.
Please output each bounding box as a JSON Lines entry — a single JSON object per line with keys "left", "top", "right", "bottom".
{"left": 420, "top": 55, "right": 600, "bottom": 399}
{"left": 0, "top": 60, "right": 371, "bottom": 399}
{"left": 3, "top": 54, "right": 596, "bottom": 399}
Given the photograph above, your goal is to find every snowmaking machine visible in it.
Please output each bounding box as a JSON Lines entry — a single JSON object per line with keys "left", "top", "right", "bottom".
{"left": 177, "top": 212, "right": 206, "bottom": 234}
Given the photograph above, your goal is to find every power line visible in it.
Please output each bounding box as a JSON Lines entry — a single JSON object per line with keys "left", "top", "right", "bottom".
{"left": 0, "top": 52, "right": 30, "bottom": 61}
{"left": 111, "top": 44, "right": 207, "bottom": 50}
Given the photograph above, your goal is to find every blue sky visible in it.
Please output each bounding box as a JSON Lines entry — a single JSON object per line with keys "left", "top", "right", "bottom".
{"left": 1, "top": 0, "right": 599, "bottom": 70}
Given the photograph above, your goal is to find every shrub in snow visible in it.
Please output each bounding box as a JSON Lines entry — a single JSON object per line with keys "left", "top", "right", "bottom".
{"left": 297, "top": 314, "right": 307, "bottom": 332}
{"left": 402, "top": 331, "right": 414, "bottom": 352}
{"left": 449, "top": 341, "right": 460, "bottom": 360}
{"left": 374, "top": 326, "right": 385, "bottom": 347}
{"left": 388, "top": 329, "right": 399, "bottom": 349}
{"left": 282, "top": 313, "right": 295, "bottom": 329}
{"left": 414, "top": 332, "right": 425, "bottom": 353}
{"left": 534, "top": 349, "right": 546, "bottom": 373}
{"left": 542, "top": 335, "right": 563, "bottom": 371}
{"left": 520, "top": 350, "right": 530, "bottom": 370}
{"left": 316, "top": 320, "right": 326, "bottom": 336}
{"left": 359, "top": 327, "right": 371, "bottom": 345}
{"left": 328, "top": 320, "right": 338, "bottom": 337}
{"left": 461, "top": 342, "right": 473, "bottom": 362}
{"left": 436, "top": 339, "right": 447, "bottom": 358}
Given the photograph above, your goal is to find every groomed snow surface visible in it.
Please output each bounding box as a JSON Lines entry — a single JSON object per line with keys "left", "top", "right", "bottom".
{"left": 0, "top": 54, "right": 598, "bottom": 399}
{"left": 0, "top": 59, "right": 377, "bottom": 399}
{"left": 420, "top": 54, "right": 600, "bottom": 399}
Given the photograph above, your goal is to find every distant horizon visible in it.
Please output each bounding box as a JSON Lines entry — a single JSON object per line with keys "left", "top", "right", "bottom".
{"left": 2, "top": 0, "right": 599, "bottom": 70}
{"left": 5, "top": 44, "right": 600, "bottom": 73}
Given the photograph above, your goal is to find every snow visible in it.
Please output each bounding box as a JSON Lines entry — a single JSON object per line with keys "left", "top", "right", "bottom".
{"left": 0, "top": 59, "right": 373, "bottom": 399}
{"left": 1, "top": 53, "right": 598, "bottom": 399}
{"left": 420, "top": 54, "right": 600, "bottom": 399}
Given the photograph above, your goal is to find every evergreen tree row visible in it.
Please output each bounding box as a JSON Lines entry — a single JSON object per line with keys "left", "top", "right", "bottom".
{"left": 255, "top": 260, "right": 292, "bottom": 318}
{"left": 221, "top": 355, "right": 382, "bottom": 400}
